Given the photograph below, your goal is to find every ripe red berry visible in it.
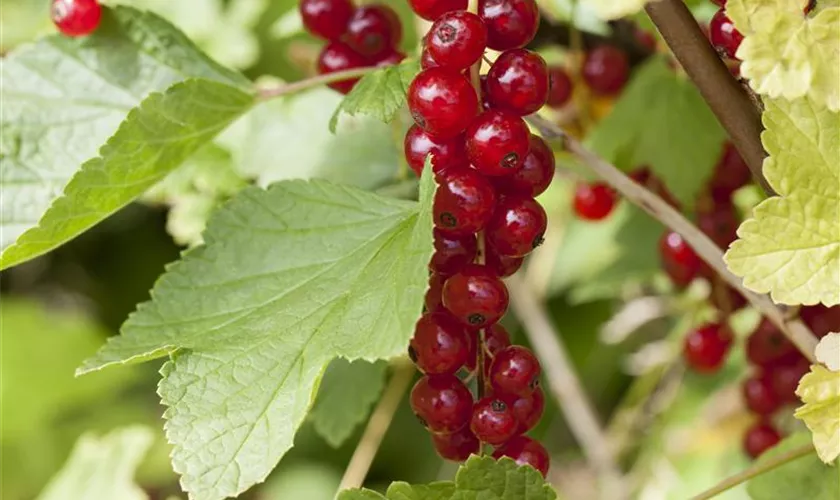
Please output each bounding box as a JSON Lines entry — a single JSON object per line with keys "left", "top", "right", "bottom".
{"left": 410, "top": 374, "right": 474, "bottom": 433}
{"left": 485, "top": 49, "right": 549, "bottom": 116}
{"left": 709, "top": 142, "right": 751, "bottom": 202}
{"left": 582, "top": 46, "right": 630, "bottom": 95}
{"left": 495, "top": 134, "right": 555, "bottom": 198}
{"left": 506, "top": 386, "right": 545, "bottom": 433}
{"left": 478, "top": 0, "right": 540, "bottom": 51}
{"left": 421, "top": 45, "right": 440, "bottom": 69}
{"left": 800, "top": 305, "right": 840, "bottom": 338}
{"left": 709, "top": 9, "right": 743, "bottom": 59}
{"left": 468, "top": 322, "right": 514, "bottom": 372}
{"left": 408, "top": 68, "right": 479, "bottom": 139}
{"left": 484, "top": 247, "right": 524, "bottom": 278}
{"left": 698, "top": 203, "right": 739, "bottom": 249}
{"left": 404, "top": 125, "right": 468, "bottom": 176}
{"left": 426, "top": 11, "right": 487, "bottom": 71}
{"left": 317, "top": 41, "right": 370, "bottom": 94}
{"left": 486, "top": 196, "right": 547, "bottom": 257}
{"left": 410, "top": 312, "right": 471, "bottom": 374}
{"left": 683, "top": 323, "right": 733, "bottom": 373}
{"left": 489, "top": 345, "right": 541, "bottom": 396}
{"left": 343, "top": 5, "right": 402, "bottom": 60}
{"left": 431, "top": 426, "right": 480, "bottom": 461}
{"left": 745, "top": 320, "right": 798, "bottom": 368}
{"left": 492, "top": 436, "right": 550, "bottom": 477}
{"left": 374, "top": 49, "right": 406, "bottom": 66}
{"left": 573, "top": 182, "right": 617, "bottom": 221}
{"left": 635, "top": 29, "right": 657, "bottom": 52}
{"left": 442, "top": 264, "right": 509, "bottom": 328}
{"left": 660, "top": 231, "right": 702, "bottom": 288}
{"left": 743, "top": 373, "right": 782, "bottom": 415}
{"left": 546, "top": 67, "right": 574, "bottom": 108}
{"left": 430, "top": 229, "right": 478, "bottom": 275}
{"left": 471, "top": 397, "right": 519, "bottom": 445}
{"left": 426, "top": 273, "right": 446, "bottom": 312}
{"left": 770, "top": 357, "right": 809, "bottom": 403}
{"left": 434, "top": 168, "right": 497, "bottom": 235}
{"left": 743, "top": 421, "right": 781, "bottom": 459}
{"left": 299, "top": 0, "right": 354, "bottom": 41}
{"left": 409, "top": 0, "right": 468, "bottom": 21}
{"left": 51, "top": 0, "right": 102, "bottom": 37}
{"left": 465, "top": 111, "right": 531, "bottom": 176}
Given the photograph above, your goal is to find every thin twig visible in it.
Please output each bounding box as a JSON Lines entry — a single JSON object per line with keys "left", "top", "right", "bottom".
{"left": 644, "top": 0, "right": 775, "bottom": 196}
{"left": 506, "top": 273, "right": 626, "bottom": 500}
{"left": 337, "top": 360, "right": 415, "bottom": 491}
{"left": 526, "top": 114, "right": 818, "bottom": 362}
{"left": 689, "top": 443, "right": 815, "bottom": 500}
{"left": 256, "top": 66, "right": 379, "bottom": 101}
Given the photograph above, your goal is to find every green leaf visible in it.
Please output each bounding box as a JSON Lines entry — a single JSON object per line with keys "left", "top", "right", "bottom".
{"left": 330, "top": 59, "right": 420, "bottom": 132}
{"left": 0, "top": 6, "right": 254, "bottom": 270}
{"left": 339, "top": 456, "right": 557, "bottom": 500}
{"left": 79, "top": 170, "right": 436, "bottom": 500}
{"left": 310, "top": 358, "right": 388, "bottom": 447}
{"left": 795, "top": 364, "right": 840, "bottom": 463}
{"left": 724, "top": 97, "right": 839, "bottom": 306}
{"left": 585, "top": 58, "right": 726, "bottom": 204}
{"left": 747, "top": 433, "right": 839, "bottom": 500}
{"left": 37, "top": 427, "right": 154, "bottom": 500}
{"left": 583, "top": 0, "right": 653, "bottom": 20}
{"left": 728, "top": 0, "right": 840, "bottom": 111}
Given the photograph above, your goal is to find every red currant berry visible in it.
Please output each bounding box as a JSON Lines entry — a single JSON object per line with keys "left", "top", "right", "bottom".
{"left": 800, "top": 305, "right": 840, "bottom": 338}
{"left": 344, "top": 5, "right": 402, "bottom": 60}
{"left": 470, "top": 397, "right": 519, "bottom": 445}
{"left": 486, "top": 196, "right": 547, "bottom": 257}
{"left": 495, "top": 134, "right": 555, "bottom": 198}
{"left": 374, "top": 49, "right": 406, "bottom": 67}
{"left": 506, "top": 386, "right": 545, "bottom": 433}
{"left": 743, "top": 373, "right": 782, "bottom": 416}
{"left": 404, "top": 125, "right": 468, "bottom": 176}
{"left": 709, "top": 142, "right": 751, "bottom": 202}
{"left": 743, "top": 421, "right": 781, "bottom": 459}
{"left": 427, "top": 11, "right": 487, "bottom": 71}
{"left": 409, "top": 0, "right": 468, "bottom": 21}
{"left": 492, "top": 436, "right": 550, "bottom": 477}
{"left": 746, "top": 319, "right": 797, "bottom": 368}
{"left": 635, "top": 29, "right": 657, "bottom": 52}
{"left": 430, "top": 229, "right": 478, "bottom": 275}
{"left": 478, "top": 0, "right": 540, "bottom": 51}
{"left": 546, "top": 67, "right": 574, "bottom": 108}
{"left": 709, "top": 9, "right": 743, "bottom": 59}
{"left": 408, "top": 68, "right": 478, "bottom": 139}
{"left": 770, "top": 357, "right": 809, "bottom": 403}
{"left": 434, "top": 167, "right": 497, "bottom": 235}
{"left": 51, "top": 0, "right": 102, "bottom": 37}
{"left": 573, "top": 182, "right": 617, "bottom": 221}
{"left": 465, "top": 111, "right": 531, "bottom": 176}
{"left": 426, "top": 273, "right": 446, "bottom": 312}
{"left": 409, "top": 312, "right": 471, "bottom": 374}
{"left": 698, "top": 203, "right": 739, "bottom": 249}
{"left": 317, "top": 41, "right": 369, "bottom": 94}
{"left": 421, "top": 45, "right": 440, "bottom": 69}
{"left": 683, "top": 323, "right": 733, "bottom": 373}
{"left": 660, "top": 231, "right": 702, "bottom": 288}
{"left": 486, "top": 49, "right": 549, "bottom": 116}
{"left": 485, "top": 324, "right": 513, "bottom": 356}
{"left": 299, "top": 0, "right": 354, "bottom": 41}
{"left": 582, "top": 46, "right": 630, "bottom": 95}
{"left": 431, "top": 426, "right": 480, "bottom": 461}
{"left": 485, "top": 247, "right": 524, "bottom": 278}
{"left": 410, "top": 374, "right": 473, "bottom": 433}
{"left": 490, "top": 345, "right": 541, "bottom": 396}
{"left": 442, "top": 264, "right": 509, "bottom": 328}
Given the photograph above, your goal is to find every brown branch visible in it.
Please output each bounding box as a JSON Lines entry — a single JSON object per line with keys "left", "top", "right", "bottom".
{"left": 526, "top": 114, "right": 818, "bottom": 362}
{"left": 644, "top": 0, "right": 776, "bottom": 196}
{"left": 506, "top": 274, "right": 626, "bottom": 499}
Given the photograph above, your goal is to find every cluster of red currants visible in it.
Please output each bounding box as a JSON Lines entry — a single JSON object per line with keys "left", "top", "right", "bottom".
{"left": 403, "top": 0, "right": 552, "bottom": 477}
{"left": 300, "top": 0, "right": 406, "bottom": 94}
{"left": 51, "top": 0, "right": 102, "bottom": 37}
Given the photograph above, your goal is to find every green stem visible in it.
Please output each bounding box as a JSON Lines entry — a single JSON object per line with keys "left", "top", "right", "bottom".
{"left": 690, "top": 444, "right": 815, "bottom": 500}
{"left": 256, "top": 66, "right": 379, "bottom": 101}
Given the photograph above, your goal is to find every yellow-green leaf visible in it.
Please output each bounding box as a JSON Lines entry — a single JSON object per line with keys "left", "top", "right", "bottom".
{"left": 795, "top": 364, "right": 840, "bottom": 463}
{"left": 583, "top": 0, "right": 659, "bottom": 20}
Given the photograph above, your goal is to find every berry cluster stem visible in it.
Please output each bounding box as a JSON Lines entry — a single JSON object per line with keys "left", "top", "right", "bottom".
{"left": 256, "top": 66, "right": 379, "bottom": 101}
{"left": 525, "top": 114, "right": 819, "bottom": 361}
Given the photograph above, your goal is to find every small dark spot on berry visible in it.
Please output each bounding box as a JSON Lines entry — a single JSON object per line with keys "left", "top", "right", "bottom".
{"left": 439, "top": 212, "right": 457, "bottom": 228}
{"left": 363, "top": 34, "right": 384, "bottom": 51}
{"left": 411, "top": 110, "right": 426, "bottom": 128}
{"left": 414, "top": 413, "right": 428, "bottom": 428}
{"left": 532, "top": 234, "right": 545, "bottom": 249}
{"left": 501, "top": 152, "right": 519, "bottom": 169}
{"left": 529, "top": 378, "right": 540, "bottom": 390}
{"left": 467, "top": 313, "right": 485, "bottom": 325}
{"left": 490, "top": 399, "right": 507, "bottom": 412}
{"left": 407, "top": 345, "right": 418, "bottom": 363}
{"left": 436, "top": 24, "right": 457, "bottom": 43}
